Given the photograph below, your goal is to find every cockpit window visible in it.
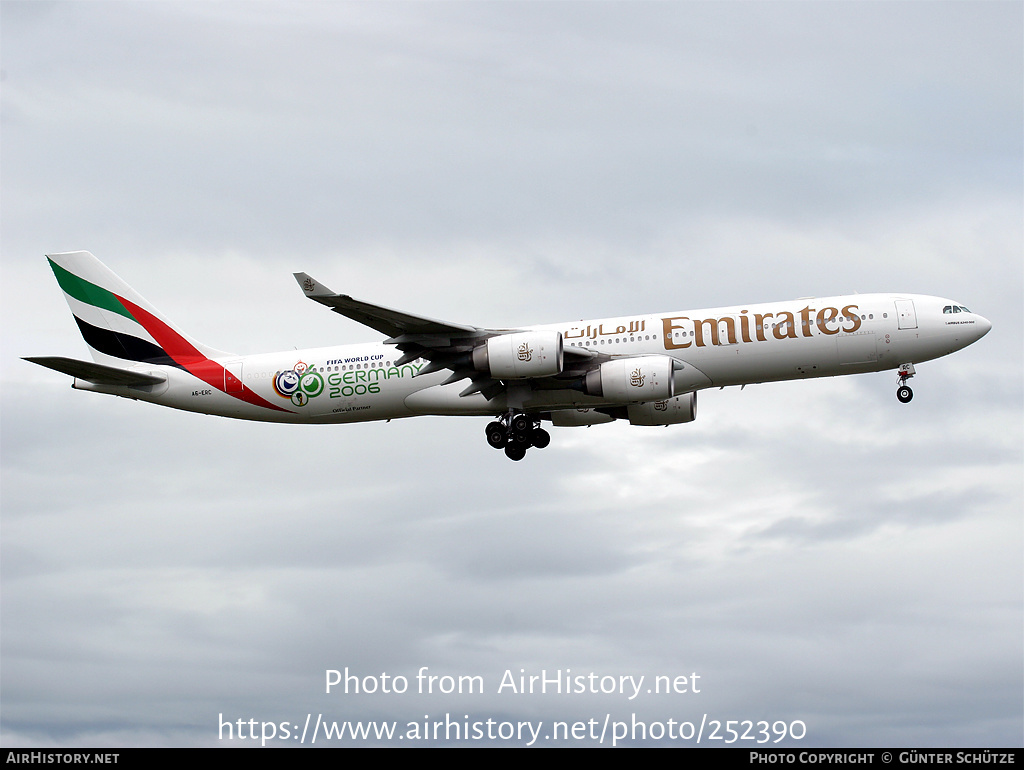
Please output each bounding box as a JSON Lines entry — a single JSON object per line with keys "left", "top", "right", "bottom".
{"left": 943, "top": 305, "right": 972, "bottom": 314}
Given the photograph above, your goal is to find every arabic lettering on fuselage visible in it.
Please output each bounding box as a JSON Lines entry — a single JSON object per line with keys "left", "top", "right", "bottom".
{"left": 563, "top": 320, "right": 647, "bottom": 340}
{"left": 562, "top": 304, "right": 863, "bottom": 350}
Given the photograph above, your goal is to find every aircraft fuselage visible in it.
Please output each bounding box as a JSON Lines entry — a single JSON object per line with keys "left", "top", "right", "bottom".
{"left": 70, "top": 292, "right": 990, "bottom": 424}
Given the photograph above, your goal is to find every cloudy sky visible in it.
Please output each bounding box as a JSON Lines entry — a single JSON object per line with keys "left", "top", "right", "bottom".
{"left": 2, "top": 1, "right": 1021, "bottom": 747}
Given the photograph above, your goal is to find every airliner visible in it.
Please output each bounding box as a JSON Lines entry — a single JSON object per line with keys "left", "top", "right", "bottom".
{"left": 26, "top": 251, "right": 991, "bottom": 461}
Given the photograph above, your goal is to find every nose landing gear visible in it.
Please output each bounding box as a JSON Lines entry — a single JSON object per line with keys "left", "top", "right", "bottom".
{"left": 484, "top": 412, "right": 551, "bottom": 461}
{"left": 896, "top": 363, "right": 916, "bottom": 403}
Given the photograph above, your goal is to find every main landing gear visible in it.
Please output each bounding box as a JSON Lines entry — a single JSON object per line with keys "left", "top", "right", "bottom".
{"left": 896, "top": 363, "right": 916, "bottom": 403}
{"left": 485, "top": 412, "right": 550, "bottom": 461}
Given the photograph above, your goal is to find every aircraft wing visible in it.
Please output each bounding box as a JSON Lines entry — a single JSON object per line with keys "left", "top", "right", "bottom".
{"left": 24, "top": 356, "right": 167, "bottom": 386}
{"left": 293, "top": 273, "right": 479, "bottom": 338}
{"left": 293, "top": 273, "right": 600, "bottom": 401}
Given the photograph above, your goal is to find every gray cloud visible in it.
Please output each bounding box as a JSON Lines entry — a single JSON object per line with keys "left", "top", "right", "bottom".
{"left": 2, "top": 0, "right": 1020, "bottom": 748}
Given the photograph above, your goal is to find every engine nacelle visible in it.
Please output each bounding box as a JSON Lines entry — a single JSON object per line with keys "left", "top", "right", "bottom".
{"left": 584, "top": 356, "right": 675, "bottom": 402}
{"left": 626, "top": 392, "right": 697, "bottom": 426}
{"left": 472, "top": 331, "right": 564, "bottom": 379}
{"left": 548, "top": 408, "right": 616, "bottom": 427}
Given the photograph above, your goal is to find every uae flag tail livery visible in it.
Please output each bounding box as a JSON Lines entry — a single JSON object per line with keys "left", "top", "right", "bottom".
{"left": 27, "top": 251, "right": 286, "bottom": 414}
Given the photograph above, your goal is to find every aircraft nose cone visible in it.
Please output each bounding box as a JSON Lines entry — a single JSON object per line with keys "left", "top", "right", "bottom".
{"left": 976, "top": 315, "right": 993, "bottom": 339}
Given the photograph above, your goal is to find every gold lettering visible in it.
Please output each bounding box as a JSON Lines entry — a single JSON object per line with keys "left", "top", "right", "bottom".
{"left": 773, "top": 311, "right": 797, "bottom": 340}
{"left": 693, "top": 317, "right": 737, "bottom": 347}
{"left": 799, "top": 306, "right": 815, "bottom": 338}
{"left": 754, "top": 312, "right": 773, "bottom": 342}
{"left": 841, "top": 304, "right": 861, "bottom": 333}
{"left": 739, "top": 311, "right": 753, "bottom": 343}
{"left": 693, "top": 319, "right": 716, "bottom": 347}
{"left": 816, "top": 307, "right": 840, "bottom": 335}
{"left": 661, "top": 316, "right": 691, "bottom": 350}
{"left": 720, "top": 317, "right": 737, "bottom": 344}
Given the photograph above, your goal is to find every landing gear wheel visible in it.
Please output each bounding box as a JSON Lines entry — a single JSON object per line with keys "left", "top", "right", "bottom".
{"left": 895, "top": 363, "right": 916, "bottom": 404}
{"left": 511, "top": 414, "right": 531, "bottom": 435}
{"left": 492, "top": 412, "right": 544, "bottom": 458}
{"left": 485, "top": 422, "right": 507, "bottom": 449}
{"left": 511, "top": 429, "right": 533, "bottom": 447}
{"left": 504, "top": 444, "right": 527, "bottom": 462}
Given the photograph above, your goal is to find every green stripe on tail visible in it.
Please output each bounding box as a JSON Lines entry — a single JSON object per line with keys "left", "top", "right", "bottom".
{"left": 47, "top": 258, "right": 135, "bottom": 321}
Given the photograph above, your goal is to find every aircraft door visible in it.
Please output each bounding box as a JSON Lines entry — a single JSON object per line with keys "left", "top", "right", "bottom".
{"left": 224, "top": 360, "right": 243, "bottom": 393}
{"left": 895, "top": 300, "right": 918, "bottom": 330}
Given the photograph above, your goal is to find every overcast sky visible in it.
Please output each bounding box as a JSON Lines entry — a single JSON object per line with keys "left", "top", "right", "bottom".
{"left": 2, "top": 1, "right": 1021, "bottom": 747}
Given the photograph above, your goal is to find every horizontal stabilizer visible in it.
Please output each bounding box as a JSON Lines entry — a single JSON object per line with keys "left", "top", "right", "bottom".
{"left": 24, "top": 357, "right": 167, "bottom": 386}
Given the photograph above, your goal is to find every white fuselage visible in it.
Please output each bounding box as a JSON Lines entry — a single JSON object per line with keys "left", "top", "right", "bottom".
{"left": 73, "top": 293, "right": 990, "bottom": 424}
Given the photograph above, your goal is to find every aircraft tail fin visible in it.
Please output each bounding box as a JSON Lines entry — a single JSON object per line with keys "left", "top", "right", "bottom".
{"left": 45, "top": 251, "right": 228, "bottom": 367}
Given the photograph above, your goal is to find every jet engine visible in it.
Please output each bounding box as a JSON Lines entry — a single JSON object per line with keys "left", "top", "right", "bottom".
{"left": 548, "top": 408, "right": 617, "bottom": 427}
{"left": 584, "top": 356, "right": 675, "bottom": 402}
{"left": 626, "top": 391, "right": 697, "bottom": 426}
{"left": 472, "top": 331, "right": 564, "bottom": 379}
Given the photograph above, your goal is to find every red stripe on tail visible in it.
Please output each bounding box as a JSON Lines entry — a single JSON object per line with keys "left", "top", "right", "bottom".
{"left": 116, "top": 296, "right": 291, "bottom": 413}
